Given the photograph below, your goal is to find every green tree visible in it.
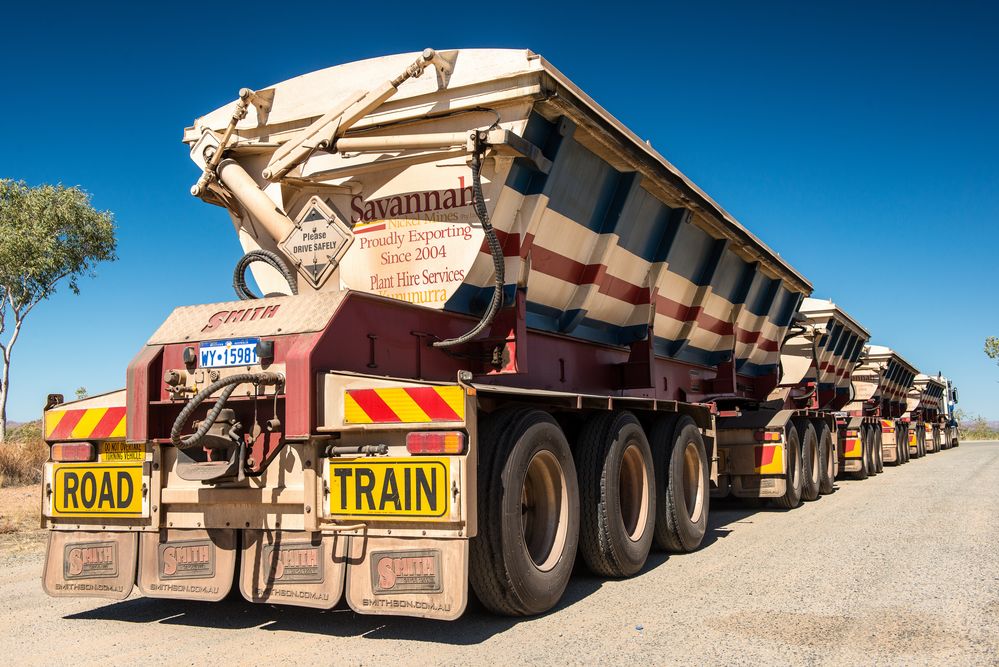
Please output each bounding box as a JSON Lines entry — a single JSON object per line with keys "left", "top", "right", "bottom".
{"left": 986, "top": 337, "right": 999, "bottom": 365}
{"left": 74, "top": 387, "right": 89, "bottom": 401}
{"left": 0, "top": 180, "right": 117, "bottom": 442}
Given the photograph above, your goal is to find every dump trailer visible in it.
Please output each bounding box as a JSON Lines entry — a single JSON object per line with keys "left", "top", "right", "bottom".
{"left": 39, "top": 49, "right": 813, "bottom": 619}
{"left": 713, "top": 297, "right": 868, "bottom": 507}
{"left": 908, "top": 374, "right": 946, "bottom": 455}
{"left": 845, "top": 345, "right": 917, "bottom": 473}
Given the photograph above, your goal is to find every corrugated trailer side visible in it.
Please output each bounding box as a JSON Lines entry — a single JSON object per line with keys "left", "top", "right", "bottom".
{"left": 846, "top": 345, "right": 918, "bottom": 472}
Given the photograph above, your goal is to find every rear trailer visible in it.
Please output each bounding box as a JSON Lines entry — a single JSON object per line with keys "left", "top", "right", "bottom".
{"left": 41, "top": 49, "right": 811, "bottom": 619}
{"left": 908, "top": 374, "right": 947, "bottom": 455}
{"left": 845, "top": 345, "right": 918, "bottom": 471}
{"left": 713, "top": 297, "right": 869, "bottom": 506}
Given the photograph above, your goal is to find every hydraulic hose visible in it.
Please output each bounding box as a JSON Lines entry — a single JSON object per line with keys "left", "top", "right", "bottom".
{"left": 233, "top": 249, "right": 298, "bottom": 300}
{"left": 170, "top": 372, "right": 282, "bottom": 449}
{"left": 433, "top": 139, "right": 504, "bottom": 348}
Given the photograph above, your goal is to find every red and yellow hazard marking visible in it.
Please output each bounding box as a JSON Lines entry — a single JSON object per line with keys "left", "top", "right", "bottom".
{"left": 843, "top": 434, "right": 862, "bottom": 458}
{"left": 753, "top": 444, "right": 784, "bottom": 474}
{"left": 344, "top": 386, "right": 465, "bottom": 424}
{"left": 45, "top": 407, "right": 126, "bottom": 441}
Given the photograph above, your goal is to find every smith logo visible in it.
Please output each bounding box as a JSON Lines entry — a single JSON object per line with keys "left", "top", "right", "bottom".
{"left": 263, "top": 543, "right": 325, "bottom": 584}
{"left": 371, "top": 550, "right": 442, "bottom": 595}
{"left": 202, "top": 305, "right": 280, "bottom": 333}
{"left": 64, "top": 542, "right": 118, "bottom": 579}
{"left": 159, "top": 540, "right": 215, "bottom": 579}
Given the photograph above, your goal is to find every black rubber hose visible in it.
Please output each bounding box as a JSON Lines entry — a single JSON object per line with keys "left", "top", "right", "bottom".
{"left": 233, "top": 249, "right": 298, "bottom": 300}
{"left": 170, "top": 372, "right": 280, "bottom": 449}
{"left": 433, "top": 140, "right": 504, "bottom": 348}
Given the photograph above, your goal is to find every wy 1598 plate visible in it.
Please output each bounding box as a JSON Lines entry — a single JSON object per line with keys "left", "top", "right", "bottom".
{"left": 200, "top": 338, "right": 259, "bottom": 368}
{"left": 328, "top": 457, "right": 450, "bottom": 519}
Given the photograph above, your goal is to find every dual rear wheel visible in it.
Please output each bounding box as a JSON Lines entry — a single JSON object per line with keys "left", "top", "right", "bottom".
{"left": 470, "top": 408, "right": 709, "bottom": 616}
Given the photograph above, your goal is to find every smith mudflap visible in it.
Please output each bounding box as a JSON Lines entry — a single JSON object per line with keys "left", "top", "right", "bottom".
{"left": 240, "top": 530, "right": 346, "bottom": 610}
{"left": 137, "top": 529, "right": 237, "bottom": 602}
{"left": 42, "top": 530, "right": 138, "bottom": 600}
{"left": 345, "top": 536, "right": 467, "bottom": 621}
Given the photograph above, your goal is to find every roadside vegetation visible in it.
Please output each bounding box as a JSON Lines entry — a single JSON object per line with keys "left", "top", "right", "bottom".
{"left": 0, "top": 420, "right": 45, "bottom": 487}
{"left": 956, "top": 411, "right": 999, "bottom": 441}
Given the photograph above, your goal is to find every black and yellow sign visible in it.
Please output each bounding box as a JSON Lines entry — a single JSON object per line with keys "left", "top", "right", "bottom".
{"left": 328, "top": 457, "right": 449, "bottom": 519}
{"left": 51, "top": 462, "right": 145, "bottom": 518}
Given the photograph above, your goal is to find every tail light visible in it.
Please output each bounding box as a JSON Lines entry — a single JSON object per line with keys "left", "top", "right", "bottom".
{"left": 406, "top": 431, "right": 465, "bottom": 455}
{"left": 51, "top": 442, "right": 95, "bottom": 462}
{"left": 845, "top": 429, "right": 859, "bottom": 438}
{"left": 882, "top": 425, "right": 895, "bottom": 433}
{"left": 754, "top": 429, "right": 781, "bottom": 442}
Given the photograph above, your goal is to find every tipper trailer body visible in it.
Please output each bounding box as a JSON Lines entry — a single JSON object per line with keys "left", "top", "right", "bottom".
{"left": 845, "top": 345, "right": 918, "bottom": 471}
{"left": 713, "top": 297, "right": 868, "bottom": 506}
{"left": 40, "top": 47, "right": 892, "bottom": 620}
{"left": 908, "top": 374, "right": 947, "bottom": 454}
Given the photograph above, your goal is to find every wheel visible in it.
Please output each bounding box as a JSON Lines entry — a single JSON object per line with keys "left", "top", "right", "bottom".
{"left": 649, "top": 415, "right": 709, "bottom": 552}
{"left": 577, "top": 411, "right": 655, "bottom": 578}
{"left": 795, "top": 420, "right": 820, "bottom": 501}
{"left": 817, "top": 423, "right": 835, "bottom": 494}
{"left": 874, "top": 428, "right": 884, "bottom": 473}
{"left": 865, "top": 427, "right": 877, "bottom": 475}
{"left": 855, "top": 427, "right": 869, "bottom": 480}
{"left": 470, "top": 409, "right": 580, "bottom": 616}
{"left": 774, "top": 424, "right": 803, "bottom": 509}
{"left": 917, "top": 428, "right": 926, "bottom": 458}
{"left": 901, "top": 427, "right": 910, "bottom": 463}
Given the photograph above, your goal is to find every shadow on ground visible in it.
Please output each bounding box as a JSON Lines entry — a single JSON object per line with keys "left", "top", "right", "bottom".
{"left": 65, "top": 493, "right": 808, "bottom": 643}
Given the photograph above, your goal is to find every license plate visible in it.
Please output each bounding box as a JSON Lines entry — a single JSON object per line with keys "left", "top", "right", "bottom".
{"left": 199, "top": 338, "right": 259, "bottom": 368}
{"left": 328, "top": 457, "right": 449, "bottom": 519}
{"left": 51, "top": 462, "right": 145, "bottom": 517}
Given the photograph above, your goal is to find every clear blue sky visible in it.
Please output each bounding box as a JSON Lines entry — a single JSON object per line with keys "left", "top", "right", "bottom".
{"left": 1, "top": 2, "right": 996, "bottom": 422}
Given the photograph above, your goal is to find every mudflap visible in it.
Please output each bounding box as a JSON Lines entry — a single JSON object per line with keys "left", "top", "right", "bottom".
{"left": 240, "top": 530, "right": 346, "bottom": 610}
{"left": 345, "top": 536, "right": 468, "bottom": 621}
{"left": 42, "top": 530, "right": 137, "bottom": 600}
{"left": 137, "top": 529, "right": 237, "bottom": 602}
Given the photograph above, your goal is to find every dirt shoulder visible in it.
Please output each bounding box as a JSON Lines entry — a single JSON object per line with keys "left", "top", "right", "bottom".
{"left": 0, "top": 484, "right": 46, "bottom": 558}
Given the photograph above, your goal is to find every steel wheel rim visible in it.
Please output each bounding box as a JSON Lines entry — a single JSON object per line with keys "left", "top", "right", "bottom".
{"left": 682, "top": 441, "right": 704, "bottom": 523}
{"left": 619, "top": 442, "right": 649, "bottom": 541}
{"left": 521, "top": 449, "right": 569, "bottom": 572}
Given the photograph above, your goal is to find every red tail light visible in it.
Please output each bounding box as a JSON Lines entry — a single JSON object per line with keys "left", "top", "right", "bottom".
{"left": 406, "top": 431, "right": 465, "bottom": 455}
{"left": 51, "top": 442, "right": 95, "bottom": 462}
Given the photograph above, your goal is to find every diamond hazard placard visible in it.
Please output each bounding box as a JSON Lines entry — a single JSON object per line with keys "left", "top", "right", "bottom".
{"left": 280, "top": 196, "right": 353, "bottom": 288}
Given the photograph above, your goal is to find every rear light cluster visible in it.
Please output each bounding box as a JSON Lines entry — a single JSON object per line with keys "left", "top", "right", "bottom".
{"left": 754, "top": 429, "right": 781, "bottom": 442}
{"left": 406, "top": 431, "right": 465, "bottom": 455}
{"left": 882, "top": 425, "right": 895, "bottom": 433}
{"left": 845, "top": 429, "right": 860, "bottom": 438}
{"left": 51, "top": 442, "right": 94, "bottom": 462}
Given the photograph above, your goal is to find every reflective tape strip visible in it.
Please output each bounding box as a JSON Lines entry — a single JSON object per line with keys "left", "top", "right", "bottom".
{"left": 45, "top": 406, "right": 126, "bottom": 441}
{"left": 344, "top": 386, "right": 465, "bottom": 424}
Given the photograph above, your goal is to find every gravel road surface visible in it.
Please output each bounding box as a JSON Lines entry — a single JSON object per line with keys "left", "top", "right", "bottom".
{"left": 2, "top": 441, "right": 997, "bottom": 666}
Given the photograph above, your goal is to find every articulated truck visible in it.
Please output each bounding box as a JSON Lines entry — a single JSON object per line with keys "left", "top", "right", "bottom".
{"left": 37, "top": 49, "right": 954, "bottom": 619}
{"left": 713, "top": 297, "right": 868, "bottom": 506}
{"left": 845, "top": 345, "right": 918, "bottom": 472}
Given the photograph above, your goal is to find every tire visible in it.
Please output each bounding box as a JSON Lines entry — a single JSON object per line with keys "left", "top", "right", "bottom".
{"left": 650, "top": 415, "right": 709, "bottom": 552}
{"left": 817, "top": 423, "right": 835, "bottom": 495}
{"left": 469, "top": 409, "right": 580, "bottom": 616}
{"left": 795, "top": 420, "right": 820, "bottom": 501}
{"left": 917, "top": 428, "right": 926, "bottom": 458}
{"left": 577, "top": 411, "right": 656, "bottom": 578}
{"left": 774, "top": 424, "right": 803, "bottom": 509}
{"left": 874, "top": 428, "right": 884, "bottom": 473}
{"left": 865, "top": 426, "right": 877, "bottom": 476}
{"left": 855, "top": 427, "right": 869, "bottom": 480}
{"left": 901, "top": 427, "right": 910, "bottom": 463}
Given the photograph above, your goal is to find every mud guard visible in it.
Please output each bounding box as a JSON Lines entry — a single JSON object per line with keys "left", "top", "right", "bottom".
{"left": 240, "top": 530, "right": 346, "bottom": 609}
{"left": 42, "top": 530, "right": 138, "bottom": 600}
{"left": 345, "top": 536, "right": 467, "bottom": 621}
{"left": 137, "top": 529, "right": 237, "bottom": 601}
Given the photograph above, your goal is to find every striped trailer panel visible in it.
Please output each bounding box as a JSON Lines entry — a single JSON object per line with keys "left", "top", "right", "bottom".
{"left": 344, "top": 386, "right": 466, "bottom": 424}
{"left": 847, "top": 345, "right": 918, "bottom": 419}
{"left": 794, "top": 298, "right": 870, "bottom": 410}
{"left": 911, "top": 374, "right": 946, "bottom": 421}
